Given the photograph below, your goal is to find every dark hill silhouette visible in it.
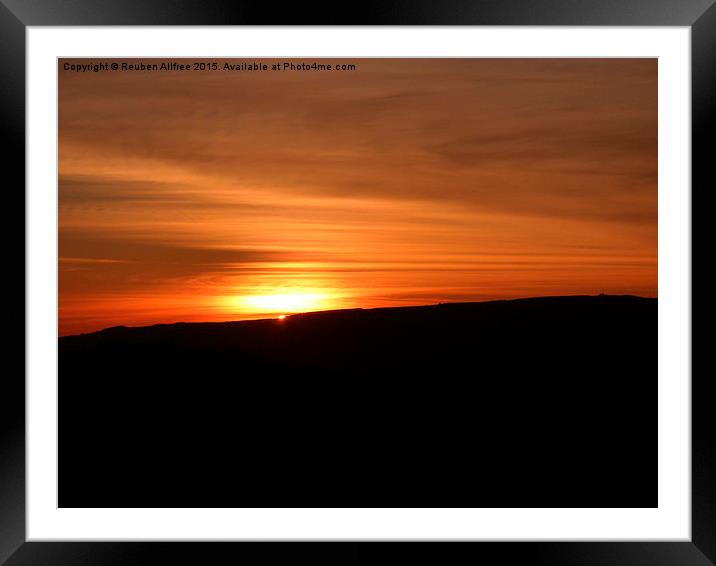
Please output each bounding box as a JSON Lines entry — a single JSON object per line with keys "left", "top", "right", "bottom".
{"left": 59, "top": 295, "right": 656, "bottom": 508}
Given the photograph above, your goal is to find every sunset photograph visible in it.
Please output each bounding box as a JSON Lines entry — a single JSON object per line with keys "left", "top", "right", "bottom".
{"left": 58, "top": 58, "right": 657, "bottom": 509}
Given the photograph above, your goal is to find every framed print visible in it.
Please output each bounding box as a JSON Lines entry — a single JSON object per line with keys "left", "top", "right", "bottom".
{"left": 4, "top": 1, "right": 712, "bottom": 564}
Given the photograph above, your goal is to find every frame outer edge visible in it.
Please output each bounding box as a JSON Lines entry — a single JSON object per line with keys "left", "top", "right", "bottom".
{"left": 691, "top": 1, "right": 716, "bottom": 563}
{"left": 0, "top": 542, "right": 715, "bottom": 565}
{"left": 0, "top": 0, "right": 715, "bottom": 26}
{"left": 0, "top": 1, "right": 26, "bottom": 565}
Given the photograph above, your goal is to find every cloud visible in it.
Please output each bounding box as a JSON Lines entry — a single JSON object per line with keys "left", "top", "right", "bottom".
{"left": 59, "top": 58, "right": 656, "bottom": 223}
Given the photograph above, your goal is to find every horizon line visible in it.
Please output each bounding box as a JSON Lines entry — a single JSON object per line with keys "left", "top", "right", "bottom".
{"left": 58, "top": 293, "right": 657, "bottom": 339}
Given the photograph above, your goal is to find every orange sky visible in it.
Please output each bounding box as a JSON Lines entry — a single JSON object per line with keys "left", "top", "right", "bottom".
{"left": 59, "top": 58, "right": 657, "bottom": 336}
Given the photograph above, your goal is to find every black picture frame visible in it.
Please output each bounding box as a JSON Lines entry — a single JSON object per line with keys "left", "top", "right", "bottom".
{"left": 3, "top": 1, "right": 711, "bottom": 563}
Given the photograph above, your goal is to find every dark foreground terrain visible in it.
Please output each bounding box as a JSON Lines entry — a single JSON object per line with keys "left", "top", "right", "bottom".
{"left": 59, "top": 295, "right": 656, "bottom": 508}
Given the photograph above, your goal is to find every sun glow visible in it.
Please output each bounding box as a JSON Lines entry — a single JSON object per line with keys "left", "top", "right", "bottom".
{"left": 237, "top": 292, "right": 331, "bottom": 314}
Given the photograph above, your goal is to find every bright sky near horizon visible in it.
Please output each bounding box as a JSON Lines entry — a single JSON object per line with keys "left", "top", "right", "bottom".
{"left": 58, "top": 58, "right": 657, "bottom": 336}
